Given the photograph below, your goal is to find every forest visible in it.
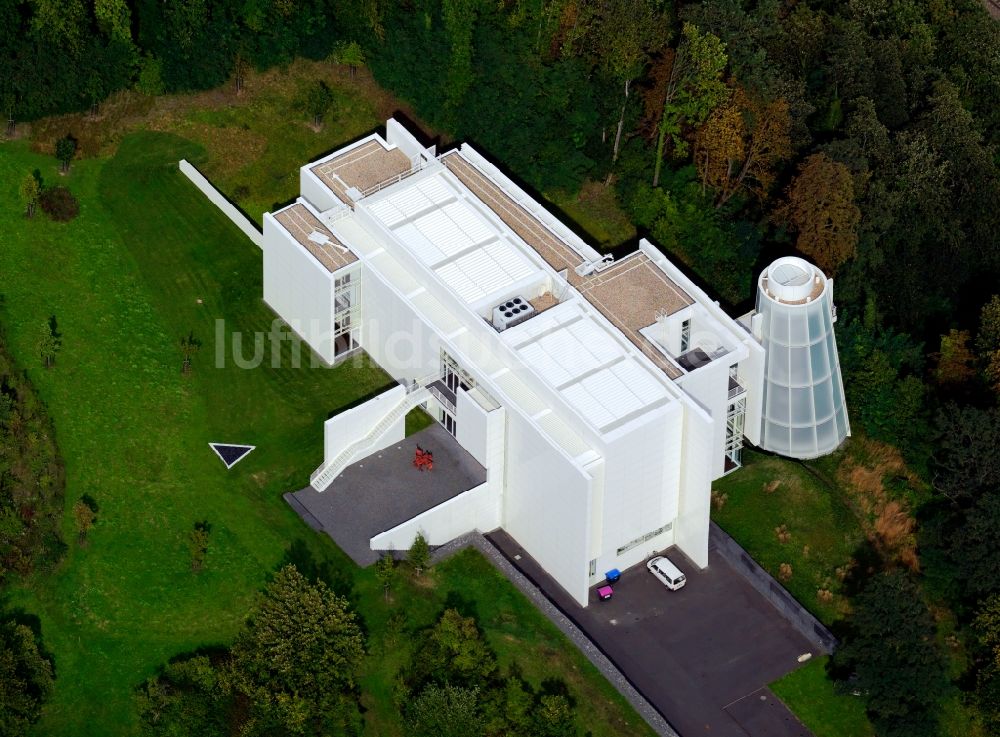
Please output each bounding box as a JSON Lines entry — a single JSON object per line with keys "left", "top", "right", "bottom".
{"left": 2, "top": 1, "right": 1000, "bottom": 736}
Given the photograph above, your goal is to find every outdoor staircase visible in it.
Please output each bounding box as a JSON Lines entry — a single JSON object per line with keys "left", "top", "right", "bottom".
{"left": 309, "top": 386, "right": 430, "bottom": 492}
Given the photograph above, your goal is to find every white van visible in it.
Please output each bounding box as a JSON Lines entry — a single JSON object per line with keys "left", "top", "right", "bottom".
{"left": 646, "top": 555, "right": 686, "bottom": 591}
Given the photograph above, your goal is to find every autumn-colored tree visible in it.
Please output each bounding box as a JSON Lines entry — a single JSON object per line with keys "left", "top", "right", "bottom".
{"left": 73, "top": 498, "right": 96, "bottom": 544}
{"left": 694, "top": 88, "right": 791, "bottom": 207}
{"left": 19, "top": 174, "right": 40, "bottom": 218}
{"left": 978, "top": 295, "right": 1000, "bottom": 394}
{"left": 652, "top": 23, "right": 728, "bottom": 185}
{"left": 780, "top": 153, "right": 860, "bottom": 274}
{"left": 933, "top": 329, "right": 976, "bottom": 386}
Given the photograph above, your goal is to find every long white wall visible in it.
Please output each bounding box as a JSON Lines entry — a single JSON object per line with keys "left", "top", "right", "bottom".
{"left": 369, "top": 481, "right": 499, "bottom": 550}
{"left": 675, "top": 358, "right": 731, "bottom": 480}
{"left": 503, "top": 410, "right": 594, "bottom": 606}
{"left": 180, "top": 159, "right": 263, "bottom": 248}
{"left": 360, "top": 264, "right": 440, "bottom": 383}
{"left": 593, "top": 403, "right": 682, "bottom": 578}
{"left": 674, "top": 403, "right": 715, "bottom": 568}
{"left": 322, "top": 385, "right": 406, "bottom": 465}
{"left": 262, "top": 213, "right": 336, "bottom": 364}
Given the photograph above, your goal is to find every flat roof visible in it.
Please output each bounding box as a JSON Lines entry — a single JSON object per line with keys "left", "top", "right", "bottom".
{"left": 311, "top": 139, "right": 411, "bottom": 204}
{"left": 577, "top": 254, "right": 691, "bottom": 379}
{"left": 506, "top": 303, "right": 669, "bottom": 432}
{"left": 274, "top": 203, "right": 357, "bottom": 272}
{"left": 440, "top": 151, "right": 690, "bottom": 378}
{"left": 367, "top": 171, "right": 539, "bottom": 305}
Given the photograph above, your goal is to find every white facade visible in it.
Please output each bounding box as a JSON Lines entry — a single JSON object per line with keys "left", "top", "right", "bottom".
{"left": 261, "top": 120, "right": 847, "bottom": 606}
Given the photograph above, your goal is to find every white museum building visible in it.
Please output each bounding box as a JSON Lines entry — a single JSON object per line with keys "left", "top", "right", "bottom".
{"left": 262, "top": 119, "right": 849, "bottom": 606}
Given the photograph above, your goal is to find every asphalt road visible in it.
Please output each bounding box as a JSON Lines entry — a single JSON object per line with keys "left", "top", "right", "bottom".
{"left": 488, "top": 531, "right": 815, "bottom": 737}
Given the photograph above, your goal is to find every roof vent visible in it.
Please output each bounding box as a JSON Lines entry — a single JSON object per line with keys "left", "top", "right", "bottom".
{"left": 492, "top": 296, "right": 536, "bottom": 331}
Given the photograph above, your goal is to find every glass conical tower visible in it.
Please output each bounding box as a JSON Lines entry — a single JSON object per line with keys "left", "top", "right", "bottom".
{"left": 756, "top": 257, "right": 850, "bottom": 458}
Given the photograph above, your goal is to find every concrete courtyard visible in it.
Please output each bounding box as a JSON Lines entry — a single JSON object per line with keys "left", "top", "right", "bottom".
{"left": 287, "top": 424, "right": 486, "bottom": 564}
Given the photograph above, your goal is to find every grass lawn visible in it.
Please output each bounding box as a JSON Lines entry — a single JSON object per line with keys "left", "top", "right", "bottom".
{"left": 712, "top": 449, "right": 864, "bottom": 625}
{"left": 1, "top": 112, "right": 654, "bottom": 736}
{"left": 547, "top": 180, "right": 637, "bottom": 249}
{"left": 770, "top": 657, "right": 872, "bottom": 737}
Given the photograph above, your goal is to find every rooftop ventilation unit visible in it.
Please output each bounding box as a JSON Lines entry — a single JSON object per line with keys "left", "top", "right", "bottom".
{"left": 491, "top": 296, "right": 535, "bottom": 331}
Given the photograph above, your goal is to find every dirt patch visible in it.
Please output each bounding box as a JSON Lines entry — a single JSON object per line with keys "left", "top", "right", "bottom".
{"left": 27, "top": 59, "right": 440, "bottom": 162}
{"left": 837, "top": 438, "right": 921, "bottom": 570}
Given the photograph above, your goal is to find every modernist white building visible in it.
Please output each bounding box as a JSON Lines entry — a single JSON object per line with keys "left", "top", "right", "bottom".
{"left": 262, "top": 119, "right": 847, "bottom": 606}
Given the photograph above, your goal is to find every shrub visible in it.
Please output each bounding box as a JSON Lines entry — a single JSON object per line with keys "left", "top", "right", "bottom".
{"left": 39, "top": 186, "right": 79, "bottom": 222}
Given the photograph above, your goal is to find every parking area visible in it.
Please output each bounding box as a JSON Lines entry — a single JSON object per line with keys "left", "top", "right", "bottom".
{"left": 488, "top": 531, "right": 815, "bottom": 737}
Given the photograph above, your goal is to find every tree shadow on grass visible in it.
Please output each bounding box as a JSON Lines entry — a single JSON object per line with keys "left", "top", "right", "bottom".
{"left": 279, "top": 538, "right": 356, "bottom": 602}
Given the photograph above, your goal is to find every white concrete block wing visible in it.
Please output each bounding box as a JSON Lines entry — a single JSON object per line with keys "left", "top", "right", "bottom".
{"left": 264, "top": 119, "right": 849, "bottom": 607}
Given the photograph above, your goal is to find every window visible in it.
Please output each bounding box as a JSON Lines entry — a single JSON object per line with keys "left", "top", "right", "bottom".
{"left": 441, "top": 350, "right": 475, "bottom": 393}
{"left": 333, "top": 270, "right": 361, "bottom": 358}
{"left": 725, "top": 397, "right": 746, "bottom": 469}
{"left": 680, "top": 318, "right": 691, "bottom": 353}
{"left": 616, "top": 523, "right": 672, "bottom": 556}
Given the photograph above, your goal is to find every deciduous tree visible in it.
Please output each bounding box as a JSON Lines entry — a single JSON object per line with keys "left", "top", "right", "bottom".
{"left": 180, "top": 331, "right": 201, "bottom": 374}
{"left": 0, "top": 621, "right": 54, "bottom": 737}
{"left": 331, "top": 40, "right": 365, "bottom": 78}
{"left": 55, "top": 135, "right": 77, "bottom": 174}
{"left": 406, "top": 684, "right": 484, "bottom": 737}
{"left": 301, "top": 81, "right": 335, "bottom": 128}
{"left": 408, "top": 531, "right": 430, "bottom": 575}
{"left": 933, "top": 329, "right": 975, "bottom": 387}
{"left": 410, "top": 608, "right": 497, "bottom": 688}
{"left": 932, "top": 405, "right": 1000, "bottom": 505}
{"left": 653, "top": 23, "right": 728, "bottom": 185}
{"left": 223, "top": 565, "right": 365, "bottom": 735}
{"left": 19, "top": 175, "right": 40, "bottom": 218}
{"left": 375, "top": 552, "right": 395, "bottom": 602}
{"left": 695, "top": 88, "right": 791, "bottom": 207}
{"left": 832, "top": 571, "right": 947, "bottom": 737}
{"left": 579, "top": 0, "right": 670, "bottom": 167}
{"left": 37, "top": 319, "right": 60, "bottom": 368}
{"left": 780, "top": 153, "right": 860, "bottom": 275}
{"left": 978, "top": 295, "right": 1000, "bottom": 394}
{"left": 73, "top": 498, "right": 95, "bottom": 545}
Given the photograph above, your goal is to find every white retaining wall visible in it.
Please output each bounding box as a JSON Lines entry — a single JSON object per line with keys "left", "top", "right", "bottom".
{"left": 370, "top": 481, "right": 498, "bottom": 550}
{"left": 179, "top": 159, "right": 263, "bottom": 248}
{"left": 323, "top": 385, "right": 407, "bottom": 465}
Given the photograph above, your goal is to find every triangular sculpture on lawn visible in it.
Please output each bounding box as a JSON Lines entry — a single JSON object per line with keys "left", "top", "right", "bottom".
{"left": 209, "top": 443, "right": 256, "bottom": 469}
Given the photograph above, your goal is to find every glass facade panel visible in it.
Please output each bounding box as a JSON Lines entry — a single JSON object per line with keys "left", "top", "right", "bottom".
{"left": 770, "top": 309, "right": 790, "bottom": 345}
{"left": 810, "top": 339, "right": 830, "bottom": 382}
{"left": 789, "top": 309, "right": 809, "bottom": 344}
{"left": 813, "top": 378, "right": 834, "bottom": 422}
{"left": 790, "top": 386, "right": 814, "bottom": 425}
{"left": 769, "top": 344, "right": 790, "bottom": 384}
{"left": 788, "top": 344, "right": 812, "bottom": 386}
{"left": 768, "top": 385, "right": 790, "bottom": 426}
{"left": 767, "top": 422, "right": 790, "bottom": 453}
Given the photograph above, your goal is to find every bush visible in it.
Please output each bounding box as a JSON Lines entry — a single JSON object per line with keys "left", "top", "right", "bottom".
{"left": 39, "top": 186, "right": 80, "bottom": 222}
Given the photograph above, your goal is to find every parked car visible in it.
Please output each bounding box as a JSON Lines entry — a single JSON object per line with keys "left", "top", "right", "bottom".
{"left": 647, "top": 555, "right": 686, "bottom": 590}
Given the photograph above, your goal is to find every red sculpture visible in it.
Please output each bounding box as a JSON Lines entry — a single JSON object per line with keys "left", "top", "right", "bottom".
{"left": 413, "top": 446, "right": 434, "bottom": 471}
